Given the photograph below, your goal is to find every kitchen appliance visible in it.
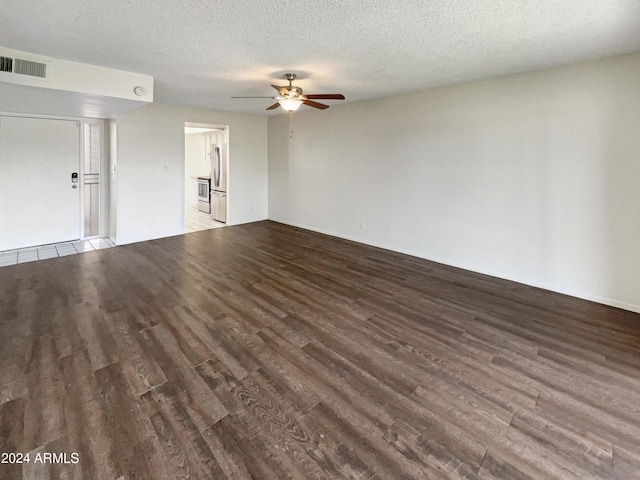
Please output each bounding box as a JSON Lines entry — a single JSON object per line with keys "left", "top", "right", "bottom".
{"left": 210, "top": 143, "right": 227, "bottom": 223}
{"left": 197, "top": 176, "right": 211, "bottom": 213}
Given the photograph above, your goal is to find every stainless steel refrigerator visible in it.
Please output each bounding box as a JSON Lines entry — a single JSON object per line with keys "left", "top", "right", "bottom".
{"left": 210, "top": 143, "right": 227, "bottom": 223}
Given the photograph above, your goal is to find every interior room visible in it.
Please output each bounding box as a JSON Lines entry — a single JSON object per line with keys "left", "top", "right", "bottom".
{"left": 1, "top": 1, "right": 640, "bottom": 479}
{"left": 184, "top": 123, "right": 228, "bottom": 233}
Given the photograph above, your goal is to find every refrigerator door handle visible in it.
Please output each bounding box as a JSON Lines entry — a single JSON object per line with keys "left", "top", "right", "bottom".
{"left": 215, "top": 146, "right": 221, "bottom": 188}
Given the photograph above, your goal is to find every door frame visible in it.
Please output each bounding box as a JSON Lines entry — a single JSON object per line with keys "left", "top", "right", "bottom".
{"left": 0, "top": 111, "right": 107, "bottom": 243}
{"left": 184, "top": 121, "right": 230, "bottom": 227}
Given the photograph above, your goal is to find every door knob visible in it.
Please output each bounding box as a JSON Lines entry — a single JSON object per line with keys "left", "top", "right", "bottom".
{"left": 72, "top": 185, "right": 78, "bottom": 189}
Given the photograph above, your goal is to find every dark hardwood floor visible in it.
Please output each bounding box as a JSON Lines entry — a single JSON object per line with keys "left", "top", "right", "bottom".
{"left": 1, "top": 220, "right": 640, "bottom": 479}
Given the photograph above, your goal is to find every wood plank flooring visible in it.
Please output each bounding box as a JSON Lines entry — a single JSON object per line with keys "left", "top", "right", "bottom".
{"left": 1, "top": 220, "right": 640, "bottom": 479}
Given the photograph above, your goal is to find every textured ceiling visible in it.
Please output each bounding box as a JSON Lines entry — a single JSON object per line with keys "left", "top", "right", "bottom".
{"left": 2, "top": 0, "right": 640, "bottom": 115}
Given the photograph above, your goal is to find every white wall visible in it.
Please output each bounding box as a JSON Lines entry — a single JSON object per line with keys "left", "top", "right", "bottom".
{"left": 114, "top": 103, "right": 267, "bottom": 245}
{"left": 268, "top": 53, "right": 640, "bottom": 313}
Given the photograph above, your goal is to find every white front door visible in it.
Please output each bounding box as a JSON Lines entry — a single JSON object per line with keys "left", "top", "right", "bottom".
{"left": 0, "top": 116, "right": 81, "bottom": 251}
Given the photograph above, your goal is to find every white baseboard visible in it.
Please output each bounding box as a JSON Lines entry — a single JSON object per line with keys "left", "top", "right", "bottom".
{"left": 268, "top": 217, "right": 640, "bottom": 315}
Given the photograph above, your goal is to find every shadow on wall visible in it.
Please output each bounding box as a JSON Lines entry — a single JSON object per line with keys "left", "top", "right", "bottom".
{"left": 538, "top": 62, "right": 640, "bottom": 318}
{"left": 598, "top": 66, "right": 640, "bottom": 329}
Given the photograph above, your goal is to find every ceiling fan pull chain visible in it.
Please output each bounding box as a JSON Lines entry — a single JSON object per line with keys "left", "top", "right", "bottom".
{"left": 289, "top": 111, "right": 294, "bottom": 138}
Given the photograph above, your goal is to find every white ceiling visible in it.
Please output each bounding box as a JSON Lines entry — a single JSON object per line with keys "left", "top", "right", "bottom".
{"left": 2, "top": 0, "right": 640, "bottom": 116}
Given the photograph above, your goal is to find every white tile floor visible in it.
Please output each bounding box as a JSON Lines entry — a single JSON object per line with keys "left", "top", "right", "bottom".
{"left": 185, "top": 205, "right": 226, "bottom": 233}
{"left": 0, "top": 237, "right": 115, "bottom": 268}
{"left": 0, "top": 206, "right": 223, "bottom": 268}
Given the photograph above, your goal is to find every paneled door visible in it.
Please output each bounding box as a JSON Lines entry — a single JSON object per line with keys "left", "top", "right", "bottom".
{"left": 0, "top": 116, "right": 81, "bottom": 251}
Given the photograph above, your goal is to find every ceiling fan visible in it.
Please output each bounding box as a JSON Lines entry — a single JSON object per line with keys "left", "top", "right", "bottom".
{"left": 232, "top": 73, "right": 345, "bottom": 112}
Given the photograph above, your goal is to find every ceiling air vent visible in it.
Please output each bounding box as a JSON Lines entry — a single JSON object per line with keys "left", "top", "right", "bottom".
{"left": 0, "top": 55, "right": 47, "bottom": 78}
{"left": 13, "top": 58, "right": 47, "bottom": 78}
{"left": 0, "top": 56, "right": 13, "bottom": 73}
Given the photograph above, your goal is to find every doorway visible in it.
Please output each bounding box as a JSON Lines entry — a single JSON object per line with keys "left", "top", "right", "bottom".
{"left": 184, "top": 122, "right": 228, "bottom": 233}
{"left": 0, "top": 114, "right": 109, "bottom": 259}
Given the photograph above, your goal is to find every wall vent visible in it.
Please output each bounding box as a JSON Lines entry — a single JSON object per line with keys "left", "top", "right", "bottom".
{"left": 13, "top": 58, "right": 47, "bottom": 78}
{"left": 0, "top": 56, "right": 13, "bottom": 73}
{"left": 0, "top": 56, "right": 47, "bottom": 78}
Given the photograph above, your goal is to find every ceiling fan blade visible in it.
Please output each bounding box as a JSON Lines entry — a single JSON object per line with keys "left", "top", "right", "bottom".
{"left": 271, "top": 85, "right": 289, "bottom": 96}
{"left": 231, "top": 96, "right": 275, "bottom": 98}
{"left": 266, "top": 103, "right": 281, "bottom": 110}
{"left": 303, "top": 100, "right": 330, "bottom": 110}
{"left": 303, "top": 94, "right": 345, "bottom": 100}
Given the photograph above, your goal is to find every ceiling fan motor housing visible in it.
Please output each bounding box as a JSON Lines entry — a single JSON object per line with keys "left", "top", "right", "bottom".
{"left": 288, "top": 86, "right": 303, "bottom": 96}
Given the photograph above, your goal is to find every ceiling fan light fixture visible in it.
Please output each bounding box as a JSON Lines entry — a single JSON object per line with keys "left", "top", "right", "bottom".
{"left": 232, "top": 73, "right": 343, "bottom": 111}
{"left": 279, "top": 99, "right": 303, "bottom": 112}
